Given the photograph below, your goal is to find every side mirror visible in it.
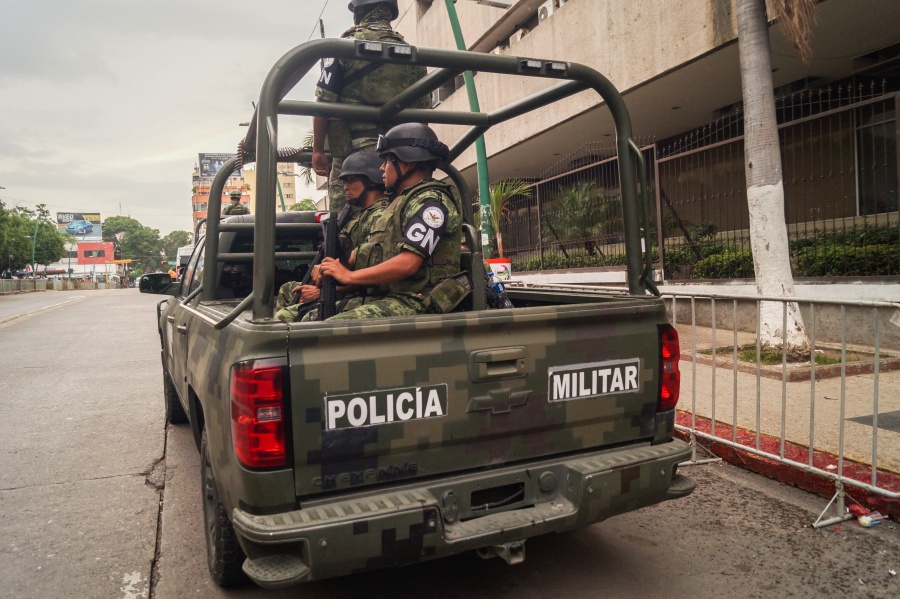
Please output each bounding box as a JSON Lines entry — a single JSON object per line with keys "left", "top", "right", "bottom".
{"left": 139, "top": 273, "right": 177, "bottom": 295}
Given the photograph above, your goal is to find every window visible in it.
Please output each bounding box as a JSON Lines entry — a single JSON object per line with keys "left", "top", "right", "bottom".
{"left": 182, "top": 243, "right": 204, "bottom": 297}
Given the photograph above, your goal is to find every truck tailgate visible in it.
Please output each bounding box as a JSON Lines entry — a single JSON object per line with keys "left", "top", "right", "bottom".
{"left": 288, "top": 298, "right": 666, "bottom": 498}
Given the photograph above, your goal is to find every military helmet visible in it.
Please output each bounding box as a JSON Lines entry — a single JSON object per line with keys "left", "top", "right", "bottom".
{"left": 338, "top": 151, "right": 385, "bottom": 188}
{"left": 348, "top": 0, "right": 398, "bottom": 20}
{"left": 377, "top": 123, "right": 449, "bottom": 163}
{"left": 228, "top": 189, "right": 242, "bottom": 200}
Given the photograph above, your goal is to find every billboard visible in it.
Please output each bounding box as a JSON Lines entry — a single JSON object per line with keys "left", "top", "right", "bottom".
{"left": 199, "top": 153, "right": 241, "bottom": 178}
{"left": 56, "top": 211, "right": 102, "bottom": 241}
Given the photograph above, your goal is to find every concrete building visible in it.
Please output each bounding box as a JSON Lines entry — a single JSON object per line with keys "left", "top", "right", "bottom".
{"left": 191, "top": 164, "right": 307, "bottom": 230}
{"left": 395, "top": 0, "right": 898, "bottom": 287}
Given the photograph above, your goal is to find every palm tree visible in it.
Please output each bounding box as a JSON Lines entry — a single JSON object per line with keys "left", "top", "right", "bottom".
{"left": 542, "top": 181, "right": 621, "bottom": 258}
{"left": 299, "top": 130, "right": 315, "bottom": 187}
{"left": 735, "top": 0, "right": 816, "bottom": 359}
{"left": 486, "top": 179, "right": 532, "bottom": 258}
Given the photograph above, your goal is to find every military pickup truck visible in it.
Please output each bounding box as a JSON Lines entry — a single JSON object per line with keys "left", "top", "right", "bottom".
{"left": 140, "top": 39, "right": 695, "bottom": 590}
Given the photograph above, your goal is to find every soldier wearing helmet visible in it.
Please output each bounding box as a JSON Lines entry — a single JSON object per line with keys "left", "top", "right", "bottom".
{"left": 318, "top": 123, "right": 462, "bottom": 320}
{"left": 312, "top": 0, "right": 430, "bottom": 213}
{"left": 222, "top": 189, "right": 250, "bottom": 215}
{"left": 274, "top": 151, "right": 390, "bottom": 322}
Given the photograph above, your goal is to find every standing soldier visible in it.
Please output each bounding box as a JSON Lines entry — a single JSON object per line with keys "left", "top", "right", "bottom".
{"left": 275, "top": 151, "right": 390, "bottom": 322}
{"left": 312, "top": 0, "right": 430, "bottom": 213}
{"left": 318, "top": 124, "right": 463, "bottom": 320}
{"left": 222, "top": 189, "right": 250, "bottom": 215}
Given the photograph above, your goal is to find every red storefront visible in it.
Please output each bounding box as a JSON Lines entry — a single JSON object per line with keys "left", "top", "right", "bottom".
{"left": 78, "top": 242, "right": 115, "bottom": 265}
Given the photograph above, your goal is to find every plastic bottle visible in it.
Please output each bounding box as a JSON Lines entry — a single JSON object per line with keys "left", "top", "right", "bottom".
{"left": 487, "top": 270, "right": 514, "bottom": 309}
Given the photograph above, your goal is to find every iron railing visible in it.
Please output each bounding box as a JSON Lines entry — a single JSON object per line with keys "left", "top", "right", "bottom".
{"left": 501, "top": 80, "right": 898, "bottom": 280}
{"left": 663, "top": 290, "right": 900, "bottom": 527}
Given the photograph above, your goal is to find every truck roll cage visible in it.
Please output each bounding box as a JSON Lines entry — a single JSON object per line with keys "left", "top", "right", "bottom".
{"left": 203, "top": 38, "right": 658, "bottom": 324}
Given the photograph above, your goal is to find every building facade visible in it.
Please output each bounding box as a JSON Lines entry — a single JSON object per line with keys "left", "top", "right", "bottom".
{"left": 396, "top": 0, "right": 898, "bottom": 281}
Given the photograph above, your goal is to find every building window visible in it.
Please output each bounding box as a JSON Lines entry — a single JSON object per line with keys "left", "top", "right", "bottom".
{"left": 286, "top": 193, "right": 294, "bottom": 199}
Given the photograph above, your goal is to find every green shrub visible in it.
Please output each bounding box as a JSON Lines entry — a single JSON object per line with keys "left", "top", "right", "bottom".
{"left": 794, "top": 244, "right": 900, "bottom": 277}
{"left": 691, "top": 249, "right": 754, "bottom": 279}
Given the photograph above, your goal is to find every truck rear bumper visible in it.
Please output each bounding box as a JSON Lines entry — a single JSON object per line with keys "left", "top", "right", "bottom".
{"left": 232, "top": 439, "right": 694, "bottom": 589}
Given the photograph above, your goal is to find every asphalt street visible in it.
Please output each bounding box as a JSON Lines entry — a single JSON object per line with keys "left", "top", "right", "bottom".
{"left": 1, "top": 289, "right": 898, "bottom": 598}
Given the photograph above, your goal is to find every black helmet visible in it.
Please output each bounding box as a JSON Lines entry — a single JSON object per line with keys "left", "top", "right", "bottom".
{"left": 377, "top": 123, "right": 449, "bottom": 163}
{"left": 338, "top": 151, "right": 385, "bottom": 188}
{"left": 228, "top": 189, "right": 242, "bottom": 200}
{"left": 348, "top": 0, "right": 398, "bottom": 20}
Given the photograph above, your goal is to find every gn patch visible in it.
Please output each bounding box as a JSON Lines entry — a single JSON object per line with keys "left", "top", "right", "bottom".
{"left": 325, "top": 383, "right": 449, "bottom": 430}
{"left": 548, "top": 359, "right": 640, "bottom": 402}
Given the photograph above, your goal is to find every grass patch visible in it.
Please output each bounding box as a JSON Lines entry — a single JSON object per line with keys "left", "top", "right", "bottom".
{"left": 700, "top": 344, "right": 864, "bottom": 365}
{"left": 737, "top": 348, "right": 841, "bottom": 366}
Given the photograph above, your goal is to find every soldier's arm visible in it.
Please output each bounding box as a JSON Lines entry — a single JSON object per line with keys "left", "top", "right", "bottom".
{"left": 319, "top": 252, "right": 423, "bottom": 286}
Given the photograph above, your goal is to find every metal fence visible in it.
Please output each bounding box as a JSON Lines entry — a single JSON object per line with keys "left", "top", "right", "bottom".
{"left": 501, "top": 79, "right": 898, "bottom": 280}
{"left": 501, "top": 140, "right": 656, "bottom": 273}
{"left": 665, "top": 290, "right": 900, "bottom": 526}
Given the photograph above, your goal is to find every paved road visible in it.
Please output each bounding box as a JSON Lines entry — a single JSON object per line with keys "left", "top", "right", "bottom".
{"left": 0, "top": 291, "right": 91, "bottom": 325}
{"left": 1, "top": 290, "right": 899, "bottom": 598}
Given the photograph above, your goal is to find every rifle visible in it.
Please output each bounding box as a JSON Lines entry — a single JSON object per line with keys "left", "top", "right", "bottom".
{"left": 289, "top": 204, "right": 352, "bottom": 306}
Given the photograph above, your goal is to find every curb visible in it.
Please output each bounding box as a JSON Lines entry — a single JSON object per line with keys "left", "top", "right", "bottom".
{"left": 675, "top": 411, "right": 900, "bottom": 521}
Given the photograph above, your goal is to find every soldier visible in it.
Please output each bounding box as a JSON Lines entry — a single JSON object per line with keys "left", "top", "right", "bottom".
{"left": 222, "top": 189, "right": 250, "bottom": 215}
{"left": 274, "top": 151, "right": 391, "bottom": 322}
{"left": 317, "top": 123, "right": 463, "bottom": 320}
{"left": 311, "top": 0, "right": 429, "bottom": 213}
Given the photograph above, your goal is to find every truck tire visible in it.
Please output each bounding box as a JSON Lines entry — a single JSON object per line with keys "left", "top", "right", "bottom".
{"left": 163, "top": 374, "right": 188, "bottom": 424}
{"left": 201, "top": 430, "right": 248, "bottom": 586}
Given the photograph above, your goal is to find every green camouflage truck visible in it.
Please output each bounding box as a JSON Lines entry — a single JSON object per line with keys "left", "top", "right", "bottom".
{"left": 140, "top": 39, "right": 695, "bottom": 590}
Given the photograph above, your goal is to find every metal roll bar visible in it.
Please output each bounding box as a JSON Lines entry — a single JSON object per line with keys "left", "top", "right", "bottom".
{"left": 203, "top": 38, "right": 654, "bottom": 321}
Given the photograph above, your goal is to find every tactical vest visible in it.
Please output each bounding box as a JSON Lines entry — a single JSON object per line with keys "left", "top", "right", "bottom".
{"left": 222, "top": 202, "right": 249, "bottom": 215}
{"left": 356, "top": 179, "right": 462, "bottom": 297}
{"left": 339, "top": 196, "right": 389, "bottom": 259}
{"left": 326, "top": 25, "right": 429, "bottom": 156}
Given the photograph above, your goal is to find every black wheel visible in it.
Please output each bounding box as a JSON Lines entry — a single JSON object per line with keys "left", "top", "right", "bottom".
{"left": 163, "top": 374, "right": 188, "bottom": 424}
{"left": 201, "top": 430, "right": 248, "bottom": 586}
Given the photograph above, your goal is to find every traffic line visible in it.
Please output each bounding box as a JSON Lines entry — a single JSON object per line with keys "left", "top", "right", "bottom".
{"left": 0, "top": 295, "right": 90, "bottom": 328}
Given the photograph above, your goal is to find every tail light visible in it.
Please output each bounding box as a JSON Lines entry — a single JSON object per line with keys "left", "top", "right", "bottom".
{"left": 658, "top": 324, "right": 680, "bottom": 411}
{"left": 231, "top": 359, "right": 287, "bottom": 469}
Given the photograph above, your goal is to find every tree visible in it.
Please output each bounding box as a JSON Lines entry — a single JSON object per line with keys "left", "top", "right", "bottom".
{"left": 102, "top": 215, "right": 164, "bottom": 274}
{"left": 0, "top": 203, "right": 66, "bottom": 273}
{"left": 486, "top": 179, "right": 532, "bottom": 258}
{"left": 290, "top": 199, "right": 318, "bottom": 211}
{"left": 542, "top": 181, "right": 622, "bottom": 259}
{"left": 161, "top": 230, "right": 192, "bottom": 262}
{"left": 735, "top": 0, "right": 816, "bottom": 358}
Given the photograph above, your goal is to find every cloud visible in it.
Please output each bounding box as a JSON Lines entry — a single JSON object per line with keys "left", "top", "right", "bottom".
{"left": 0, "top": 0, "right": 353, "bottom": 234}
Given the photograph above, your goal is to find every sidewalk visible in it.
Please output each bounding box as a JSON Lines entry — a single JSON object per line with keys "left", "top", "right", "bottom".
{"left": 671, "top": 322, "right": 900, "bottom": 479}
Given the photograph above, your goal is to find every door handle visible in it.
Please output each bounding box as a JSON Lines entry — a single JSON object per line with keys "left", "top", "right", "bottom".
{"left": 167, "top": 315, "right": 175, "bottom": 323}
{"left": 469, "top": 347, "right": 527, "bottom": 382}
{"left": 176, "top": 324, "right": 187, "bottom": 335}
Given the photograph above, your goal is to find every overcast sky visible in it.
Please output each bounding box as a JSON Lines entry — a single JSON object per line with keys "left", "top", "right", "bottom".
{"left": 0, "top": 0, "right": 357, "bottom": 235}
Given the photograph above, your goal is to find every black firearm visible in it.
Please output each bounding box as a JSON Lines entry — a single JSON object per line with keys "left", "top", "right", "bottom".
{"left": 290, "top": 204, "right": 352, "bottom": 306}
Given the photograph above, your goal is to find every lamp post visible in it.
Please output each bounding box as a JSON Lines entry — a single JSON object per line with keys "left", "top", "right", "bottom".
{"left": 30, "top": 219, "right": 39, "bottom": 279}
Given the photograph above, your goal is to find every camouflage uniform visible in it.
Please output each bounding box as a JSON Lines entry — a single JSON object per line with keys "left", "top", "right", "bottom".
{"left": 222, "top": 200, "right": 250, "bottom": 215}
{"left": 274, "top": 197, "right": 390, "bottom": 322}
{"left": 329, "top": 179, "right": 462, "bottom": 321}
{"left": 315, "top": 6, "right": 429, "bottom": 213}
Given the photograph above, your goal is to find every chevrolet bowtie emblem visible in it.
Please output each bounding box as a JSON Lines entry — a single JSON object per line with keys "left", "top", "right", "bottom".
{"left": 467, "top": 389, "right": 531, "bottom": 414}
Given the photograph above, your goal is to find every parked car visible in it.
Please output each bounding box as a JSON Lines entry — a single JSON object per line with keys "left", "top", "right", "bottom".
{"left": 65, "top": 219, "right": 94, "bottom": 234}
